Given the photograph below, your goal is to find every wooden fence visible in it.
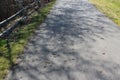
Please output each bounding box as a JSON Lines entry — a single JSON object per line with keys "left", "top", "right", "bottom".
{"left": 0, "top": 0, "right": 51, "bottom": 52}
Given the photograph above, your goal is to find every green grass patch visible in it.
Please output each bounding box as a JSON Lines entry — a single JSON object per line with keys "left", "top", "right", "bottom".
{"left": 89, "top": 0, "right": 120, "bottom": 26}
{"left": 0, "top": 0, "right": 56, "bottom": 80}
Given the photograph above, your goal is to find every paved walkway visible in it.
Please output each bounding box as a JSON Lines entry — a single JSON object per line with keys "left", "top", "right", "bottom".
{"left": 6, "top": 0, "right": 120, "bottom": 80}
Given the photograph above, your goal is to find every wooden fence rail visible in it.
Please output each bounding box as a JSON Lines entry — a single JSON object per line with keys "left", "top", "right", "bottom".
{"left": 0, "top": 0, "right": 51, "bottom": 52}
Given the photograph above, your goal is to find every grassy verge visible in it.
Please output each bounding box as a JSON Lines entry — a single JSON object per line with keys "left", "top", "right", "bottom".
{"left": 0, "top": 0, "right": 56, "bottom": 80}
{"left": 89, "top": 0, "right": 120, "bottom": 26}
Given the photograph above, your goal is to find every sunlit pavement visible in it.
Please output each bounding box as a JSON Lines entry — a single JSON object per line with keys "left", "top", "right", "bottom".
{"left": 6, "top": 0, "right": 120, "bottom": 80}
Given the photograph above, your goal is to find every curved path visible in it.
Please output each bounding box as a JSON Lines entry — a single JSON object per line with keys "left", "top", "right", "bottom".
{"left": 6, "top": 0, "right": 120, "bottom": 80}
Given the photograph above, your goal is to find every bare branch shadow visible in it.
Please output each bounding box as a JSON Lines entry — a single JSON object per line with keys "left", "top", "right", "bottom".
{"left": 6, "top": 0, "right": 120, "bottom": 80}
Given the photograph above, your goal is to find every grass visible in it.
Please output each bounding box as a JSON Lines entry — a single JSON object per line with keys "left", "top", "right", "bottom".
{"left": 0, "top": 0, "right": 56, "bottom": 80}
{"left": 89, "top": 0, "right": 120, "bottom": 26}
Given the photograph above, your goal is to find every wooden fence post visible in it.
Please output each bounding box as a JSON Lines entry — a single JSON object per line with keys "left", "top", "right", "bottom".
{"left": 41, "top": 0, "right": 45, "bottom": 7}
{"left": 15, "top": 0, "right": 24, "bottom": 9}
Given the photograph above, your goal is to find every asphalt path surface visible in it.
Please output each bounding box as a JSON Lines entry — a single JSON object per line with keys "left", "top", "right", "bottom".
{"left": 6, "top": 0, "right": 120, "bottom": 80}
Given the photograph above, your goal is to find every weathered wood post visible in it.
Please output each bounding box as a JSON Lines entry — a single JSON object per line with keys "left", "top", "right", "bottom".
{"left": 15, "top": 0, "right": 28, "bottom": 24}
{"left": 41, "top": 0, "right": 45, "bottom": 7}
{"left": 15, "top": 0, "right": 24, "bottom": 9}
{"left": 0, "top": 0, "right": 2, "bottom": 21}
